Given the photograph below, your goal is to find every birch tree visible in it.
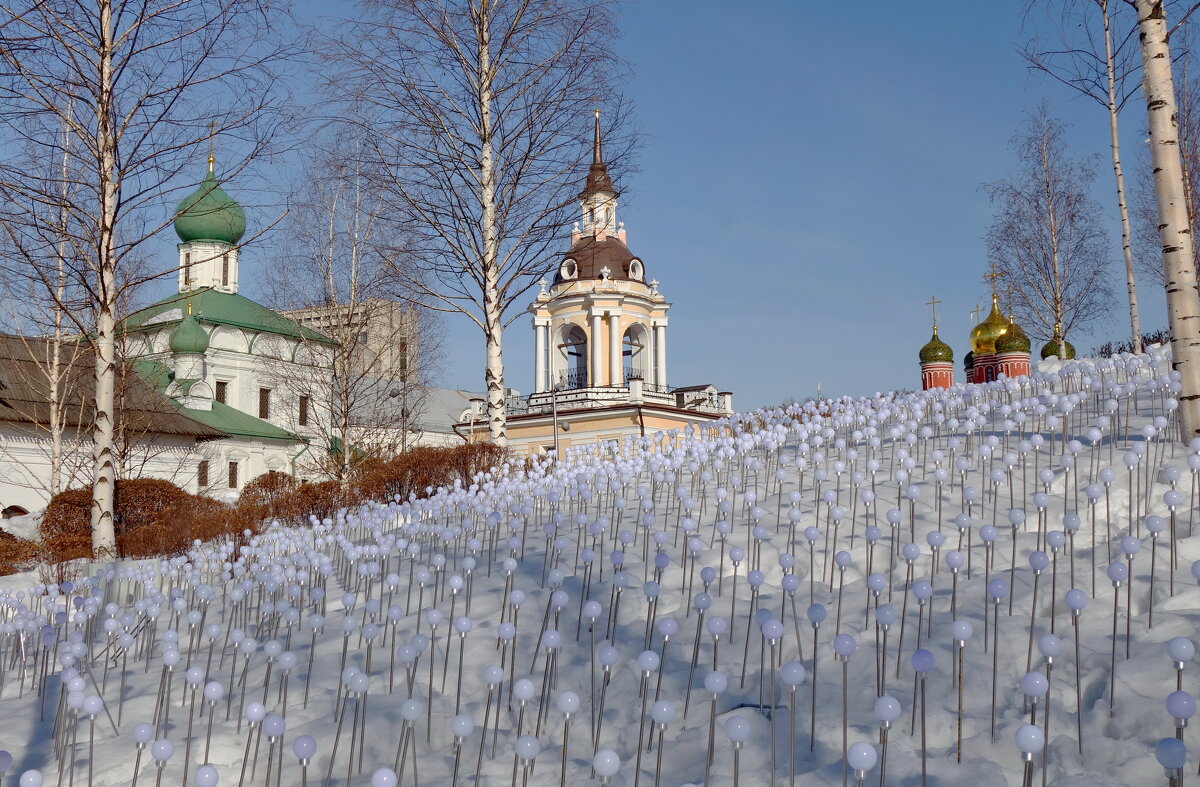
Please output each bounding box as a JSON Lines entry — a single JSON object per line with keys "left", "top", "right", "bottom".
{"left": 985, "top": 104, "right": 1113, "bottom": 343}
{"left": 1131, "top": 0, "right": 1200, "bottom": 440}
{"left": 0, "top": 0, "right": 292, "bottom": 556}
{"left": 1023, "top": 0, "right": 1146, "bottom": 351}
{"left": 327, "top": 0, "right": 633, "bottom": 445}
{"left": 266, "top": 137, "right": 439, "bottom": 482}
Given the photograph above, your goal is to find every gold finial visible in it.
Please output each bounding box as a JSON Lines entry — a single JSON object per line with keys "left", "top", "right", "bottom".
{"left": 925, "top": 295, "right": 942, "bottom": 330}
{"left": 187, "top": 299, "right": 193, "bottom": 316}
{"left": 207, "top": 121, "right": 216, "bottom": 173}
{"left": 594, "top": 107, "right": 600, "bottom": 119}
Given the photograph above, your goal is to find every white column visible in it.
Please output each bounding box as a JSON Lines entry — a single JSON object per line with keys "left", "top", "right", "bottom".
{"left": 590, "top": 311, "right": 602, "bottom": 387}
{"left": 534, "top": 321, "right": 546, "bottom": 393}
{"left": 654, "top": 323, "right": 667, "bottom": 387}
{"left": 609, "top": 312, "right": 621, "bottom": 386}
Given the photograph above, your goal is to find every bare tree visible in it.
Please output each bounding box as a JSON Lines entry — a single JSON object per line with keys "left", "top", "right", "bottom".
{"left": 985, "top": 103, "right": 1113, "bottom": 345}
{"left": 1130, "top": 13, "right": 1200, "bottom": 287}
{"left": 266, "top": 136, "right": 439, "bottom": 481}
{"left": 325, "top": 0, "right": 633, "bottom": 445}
{"left": 1023, "top": 0, "right": 1146, "bottom": 351}
{"left": 0, "top": 1, "right": 293, "bottom": 555}
{"left": 1131, "top": 0, "right": 1200, "bottom": 440}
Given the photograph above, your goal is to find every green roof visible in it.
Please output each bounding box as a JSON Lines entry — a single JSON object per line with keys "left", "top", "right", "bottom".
{"left": 175, "top": 169, "right": 247, "bottom": 244}
{"left": 132, "top": 359, "right": 302, "bottom": 443}
{"left": 169, "top": 312, "right": 210, "bottom": 354}
{"left": 122, "top": 288, "right": 335, "bottom": 345}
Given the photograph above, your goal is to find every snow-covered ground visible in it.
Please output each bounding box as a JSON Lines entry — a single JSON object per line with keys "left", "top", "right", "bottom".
{"left": 0, "top": 347, "right": 1196, "bottom": 786}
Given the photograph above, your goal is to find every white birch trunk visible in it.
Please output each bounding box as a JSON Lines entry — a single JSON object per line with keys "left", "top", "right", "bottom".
{"left": 477, "top": 1, "right": 506, "bottom": 446}
{"left": 1135, "top": 0, "right": 1200, "bottom": 440}
{"left": 1104, "top": 0, "right": 1143, "bottom": 354}
{"left": 91, "top": 0, "right": 118, "bottom": 556}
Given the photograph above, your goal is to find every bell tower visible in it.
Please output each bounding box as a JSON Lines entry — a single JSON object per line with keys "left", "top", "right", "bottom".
{"left": 531, "top": 111, "right": 669, "bottom": 393}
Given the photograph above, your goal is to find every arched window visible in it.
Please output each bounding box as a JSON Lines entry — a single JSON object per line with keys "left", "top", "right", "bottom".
{"left": 560, "top": 325, "right": 588, "bottom": 388}
{"left": 622, "top": 324, "right": 649, "bottom": 384}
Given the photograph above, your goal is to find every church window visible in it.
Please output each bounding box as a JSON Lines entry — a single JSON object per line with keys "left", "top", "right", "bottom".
{"left": 259, "top": 387, "right": 271, "bottom": 419}
{"left": 197, "top": 460, "right": 209, "bottom": 488}
{"left": 215, "top": 381, "right": 228, "bottom": 404}
{"left": 221, "top": 254, "right": 229, "bottom": 286}
{"left": 299, "top": 395, "right": 310, "bottom": 426}
{"left": 183, "top": 253, "right": 191, "bottom": 285}
{"left": 560, "top": 260, "right": 577, "bottom": 280}
{"left": 227, "top": 461, "right": 238, "bottom": 489}
{"left": 629, "top": 260, "right": 643, "bottom": 280}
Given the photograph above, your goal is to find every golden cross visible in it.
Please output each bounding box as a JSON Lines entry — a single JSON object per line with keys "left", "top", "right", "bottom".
{"left": 983, "top": 265, "right": 1004, "bottom": 293}
{"left": 970, "top": 304, "right": 984, "bottom": 324}
{"left": 925, "top": 296, "right": 942, "bottom": 328}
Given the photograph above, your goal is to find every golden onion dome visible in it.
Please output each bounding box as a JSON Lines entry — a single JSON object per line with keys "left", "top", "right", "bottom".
{"left": 969, "top": 295, "right": 1010, "bottom": 355}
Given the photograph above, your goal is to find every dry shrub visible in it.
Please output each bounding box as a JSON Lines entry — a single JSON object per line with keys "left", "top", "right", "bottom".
{"left": 451, "top": 442, "right": 508, "bottom": 482}
{"left": 240, "top": 471, "right": 301, "bottom": 520}
{"left": 34, "top": 441, "right": 510, "bottom": 567}
{"left": 0, "top": 537, "right": 38, "bottom": 575}
{"left": 115, "top": 479, "right": 191, "bottom": 534}
{"left": 289, "top": 480, "right": 351, "bottom": 521}
{"left": 350, "top": 442, "right": 508, "bottom": 503}
{"left": 42, "top": 479, "right": 258, "bottom": 562}
{"left": 40, "top": 488, "right": 93, "bottom": 563}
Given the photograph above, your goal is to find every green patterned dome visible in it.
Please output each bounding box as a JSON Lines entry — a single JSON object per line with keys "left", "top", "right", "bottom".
{"left": 919, "top": 328, "right": 953, "bottom": 364}
{"left": 169, "top": 312, "right": 209, "bottom": 355}
{"left": 995, "top": 316, "right": 1031, "bottom": 354}
{"left": 1040, "top": 338, "right": 1076, "bottom": 360}
{"left": 174, "top": 168, "right": 246, "bottom": 244}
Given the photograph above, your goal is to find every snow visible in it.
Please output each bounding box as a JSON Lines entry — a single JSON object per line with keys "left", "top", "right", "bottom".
{"left": 0, "top": 348, "right": 1194, "bottom": 786}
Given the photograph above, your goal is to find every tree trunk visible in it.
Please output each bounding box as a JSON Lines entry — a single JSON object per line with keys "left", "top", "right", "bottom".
{"left": 1104, "top": 0, "right": 1143, "bottom": 353}
{"left": 91, "top": 0, "right": 118, "bottom": 557}
{"left": 476, "top": 1, "right": 506, "bottom": 446}
{"left": 1135, "top": 0, "right": 1200, "bottom": 440}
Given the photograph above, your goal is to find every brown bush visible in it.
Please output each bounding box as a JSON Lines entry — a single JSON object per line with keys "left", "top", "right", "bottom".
{"left": 350, "top": 442, "right": 508, "bottom": 503}
{"left": 288, "top": 480, "right": 351, "bottom": 521}
{"left": 40, "top": 488, "right": 93, "bottom": 564}
{"left": 34, "top": 441, "right": 510, "bottom": 567}
{"left": 240, "top": 471, "right": 301, "bottom": 520}
{"left": 0, "top": 538, "right": 38, "bottom": 575}
{"left": 114, "top": 478, "right": 191, "bottom": 534}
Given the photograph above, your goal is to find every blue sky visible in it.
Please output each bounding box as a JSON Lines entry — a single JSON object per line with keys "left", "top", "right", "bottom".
{"left": 227, "top": 1, "right": 1171, "bottom": 409}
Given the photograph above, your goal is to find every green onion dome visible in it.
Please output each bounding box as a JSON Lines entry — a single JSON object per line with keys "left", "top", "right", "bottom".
{"left": 1040, "top": 338, "right": 1076, "bottom": 360}
{"left": 169, "top": 311, "right": 209, "bottom": 355}
{"left": 995, "top": 316, "right": 1031, "bottom": 354}
{"left": 919, "top": 327, "right": 953, "bottom": 364}
{"left": 174, "top": 166, "right": 246, "bottom": 245}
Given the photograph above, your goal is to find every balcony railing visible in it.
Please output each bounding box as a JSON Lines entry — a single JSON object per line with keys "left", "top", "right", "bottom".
{"left": 557, "top": 369, "right": 589, "bottom": 389}
{"left": 623, "top": 366, "right": 645, "bottom": 381}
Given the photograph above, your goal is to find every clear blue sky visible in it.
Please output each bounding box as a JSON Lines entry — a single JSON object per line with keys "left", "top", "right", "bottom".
{"left": 229, "top": 2, "right": 1171, "bottom": 409}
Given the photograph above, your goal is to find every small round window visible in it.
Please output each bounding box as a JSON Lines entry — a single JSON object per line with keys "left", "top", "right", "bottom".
{"left": 560, "top": 259, "right": 577, "bottom": 280}
{"left": 629, "top": 259, "right": 644, "bottom": 280}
